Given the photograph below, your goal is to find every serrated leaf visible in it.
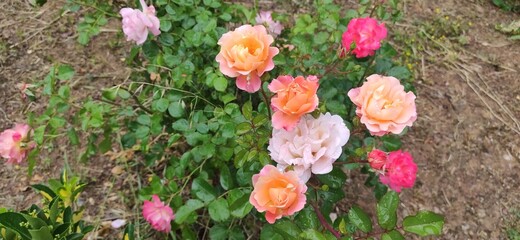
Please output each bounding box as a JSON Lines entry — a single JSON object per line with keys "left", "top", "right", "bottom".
{"left": 208, "top": 198, "right": 230, "bottom": 222}
{"left": 348, "top": 206, "right": 372, "bottom": 233}
{"left": 403, "top": 211, "right": 444, "bottom": 237}
{"left": 219, "top": 166, "right": 233, "bottom": 190}
{"left": 175, "top": 199, "right": 204, "bottom": 224}
{"left": 316, "top": 167, "right": 346, "bottom": 189}
{"left": 191, "top": 178, "right": 217, "bottom": 203}
{"left": 377, "top": 191, "right": 399, "bottom": 230}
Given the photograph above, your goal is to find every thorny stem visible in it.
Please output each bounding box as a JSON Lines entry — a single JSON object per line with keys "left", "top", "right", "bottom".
{"left": 311, "top": 202, "right": 342, "bottom": 239}
{"left": 356, "top": 55, "right": 376, "bottom": 87}
{"left": 260, "top": 87, "right": 272, "bottom": 119}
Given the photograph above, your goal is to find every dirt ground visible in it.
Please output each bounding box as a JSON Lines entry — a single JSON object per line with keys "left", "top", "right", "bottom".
{"left": 1, "top": 0, "right": 519, "bottom": 239}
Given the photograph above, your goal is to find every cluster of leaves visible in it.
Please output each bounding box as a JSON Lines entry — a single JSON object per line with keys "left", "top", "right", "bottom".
{"left": 0, "top": 170, "right": 91, "bottom": 240}
{"left": 62, "top": 0, "right": 117, "bottom": 45}
{"left": 492, "top": 0, "right": 520, "bottom": 13}
{"left": 8, "top": 0, "right": 446, "bottom": 239}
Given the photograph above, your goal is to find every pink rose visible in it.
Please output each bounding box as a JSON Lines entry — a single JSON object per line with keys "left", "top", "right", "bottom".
{"left": 0, "top": 124, "right": 35, "bottom": 164}
{"left": 268, "top": 75, "right": 319, "bottom": 131}
{"left": 348, "top": 74, "right": 417, "bottom": 136}
{"left": 255, "top": 11, "right": 284, "bottom": 37}
{"left": 379, "top": 150, "right": 417, "bottom": 192}
{"left": 342, "top": 17, "right": 387, "bottom": 58}
{"left": 249, "top": 165, "right": 307, "bottom": 224}
{"left": 368, "top": 149, "right": 387, "bottom": 170}
{"left": 120, "top": 0, "right": 160, "bottom": 45}
{"left": 216, "top": 25, "right": 279, "bottom": 93}
{"left": 142, "top": 195, "right": 175, "bottom": 233}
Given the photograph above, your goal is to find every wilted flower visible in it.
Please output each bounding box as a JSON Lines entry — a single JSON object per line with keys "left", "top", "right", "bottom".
{"left": 0, "top": 124, "right": 35, "bottom": 164}
{"left": 268, "top": 113, "right": 350, "bottom": 182}
{"left": 216, "top": 25, "right": 279, "bottom": 93}
{"left": 120, "top": 0, "right": 160, "bottom": 45}
{"left": 348, "top": 74, "right": 417, "bottom": 136}
{"left": 255, "top": 11, "right": 284, "bottom": 37}
{"left": 142, "top": 195, "right": 175, "bottom": 233}
{"left": 379, "top": 150, "right": 417, "bottom": 192}
{"left": 249, "top": 165, "right": 307, "bottom": 224}
{"left": 341, "top": 17, "right": 387, "bottom": 58}
{"left": 268, "top": 75, "right": 319, "bottom": 131}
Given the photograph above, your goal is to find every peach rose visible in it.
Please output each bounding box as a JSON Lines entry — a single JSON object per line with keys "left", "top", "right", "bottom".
{"left": 249, "top": 165, "right": 307, "bottom": 224}
{"left": 348, "top": 74, "right": 417, "bottom": 136}
{"left": 216, "top": 25, "right": 279, "bottom": 93}
{"left": 268, "top": 75, "right": 319, "bottom": 131}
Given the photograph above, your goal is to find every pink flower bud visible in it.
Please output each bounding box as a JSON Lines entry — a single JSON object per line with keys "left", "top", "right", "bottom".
{"left": 367, "top": 149, "right": 387, "bottom": 170}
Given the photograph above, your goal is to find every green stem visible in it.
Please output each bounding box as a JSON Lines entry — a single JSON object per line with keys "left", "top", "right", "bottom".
{"left": 356, "top": 55, "right": 376, "bottom": 87}
{"left": 260, "top": 87, "right": 272, "bottom": 119}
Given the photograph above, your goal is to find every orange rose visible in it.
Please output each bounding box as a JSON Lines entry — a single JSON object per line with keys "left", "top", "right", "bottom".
{"left": 249, "top": 165, "right": 307, "bottom": 224}
{"left": 215, "top": 25, "right": 279, "bottom": 93}
{"left": 268, "top": 75, "right": 319, "bottom": 131}
{"left": 348, "top": 74, "right": 417, "bottom": 136}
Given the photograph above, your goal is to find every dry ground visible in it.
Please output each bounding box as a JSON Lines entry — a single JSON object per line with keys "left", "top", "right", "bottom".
{"left": 0, "top": 0, "right": 519, "bottom": 239}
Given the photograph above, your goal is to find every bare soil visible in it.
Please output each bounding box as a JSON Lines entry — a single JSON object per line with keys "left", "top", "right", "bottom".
{"left": 0, "top": 0, "right": 519, "bottom": 239}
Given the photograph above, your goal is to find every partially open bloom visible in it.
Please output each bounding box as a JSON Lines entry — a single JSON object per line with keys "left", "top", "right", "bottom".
{"left": 341, "top": 17, "right": 387, "bottom": 58}
{"left": 269, "top": 75, "right": 319, "bottom": 131}
{"left": 216, "top": 25, "right": 279, "bottom": 93}
{"left": 142, "top": 195, "right": 175, "bottom": 233}
{"left": 348, "top": 74, "right": 416, "bottom": 136}
{"left": 249, "top": 165, "right": 307, "bottom": 224}
{"left": 120, "top": 0, "right": 160, "bottom": 45}
{"left": 255, "top": 11, "right": 284, "bottom": 37}
{"left": 368, "top": 149, "right": 387, "bottom": 170}
{"left": 268, "top": 113, "right": 350, "bottom": 182}
{"left": 0, "top": 124, "right": 34, "bottom": 164}
{"left": 379, "top": 150, "right": 417, "bottom": 192}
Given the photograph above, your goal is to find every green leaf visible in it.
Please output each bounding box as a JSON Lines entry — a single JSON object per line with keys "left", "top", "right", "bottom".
{"left": 386, "top": 66, "right": 411, "bottom": 80}
{"left": 29, "top": 226, "right": 53, "bottom": 240}
{"left": 175, "top": 199, "right": 204, "bottom": 224}
{"left": 381, "top": 135, "right": 402, "bottom": 151}
{"left": 377, "top": 191, "right": 399, "bottom": 230}
{"left": 34, "top": 125, "right": 46, "bottom": 145}
{"left": 299, "top": 229, "right": 327, "bottom": 240}
{"left": 227, "top": 189, "right": 253, "bottom": 218}
{"left": 123, "top": 223, "right": 135, "bottom": 240}
{"left": 316, "top": 167, "right": 346, "bottom": 189}
{"left": 191, "top": 178, "right": 217, "bottom": 204}
{"left": 272, "top": 219, "right": 301, "bottom": 239}
{"left": 214, "top": 77, "right": 228, "bottom": 92}
{"left": 168, "top": 101, "right": 185, "bottom": 118}
{"left": 219, "top": 166, "right": 233, "bottom": 190}
{"left": 242, "top": 100, "right": 253, "bottom": 120}
{"left": 348, "top": 206, "right": 372, "bottom": 233}
{"left": 260, "top": 225, "right": 284, "bottom": 240}
{"left": 57, "top": 65, "right": 75, "bottom": 81}
{"left": 137, "top": 115, "right": 151, "bottom": 126}
{"left": 209, "top": 224, "right": 228, "bottom": 240}
{"left": 294, "top": 207, "right": 320, "bottom": 229}
{"left": 381, "top": 230, "right": 405, "bottom": 240}
{"left": 0, "top": 212, "right": 31, "bottom": 240}
{"left": 152, "top": 98, "right": 170, "bottom": 112}
{"left": 208, "top": 198, "right": 230, "bottom": 222}
{"left": 403, "top": 211, "right": 444, "bottom": 237}
{"left": 67, "top": 128, "right": 80, "bottom": 145}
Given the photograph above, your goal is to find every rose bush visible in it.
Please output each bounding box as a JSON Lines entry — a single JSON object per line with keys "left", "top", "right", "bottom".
{"left": 0, "top": 0, "right": 445, "bottom": 239}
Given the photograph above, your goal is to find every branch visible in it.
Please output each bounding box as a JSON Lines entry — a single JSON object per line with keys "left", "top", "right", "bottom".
{"left": 311, "top": 203, "right": 342, "bottom": 239}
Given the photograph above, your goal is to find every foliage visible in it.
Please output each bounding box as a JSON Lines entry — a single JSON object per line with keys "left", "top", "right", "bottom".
{"left": 0, "top": 170, "right": 92, "bottom": 240}
{"left": 4, "top": 0, "right": 446, "bottom": 239}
